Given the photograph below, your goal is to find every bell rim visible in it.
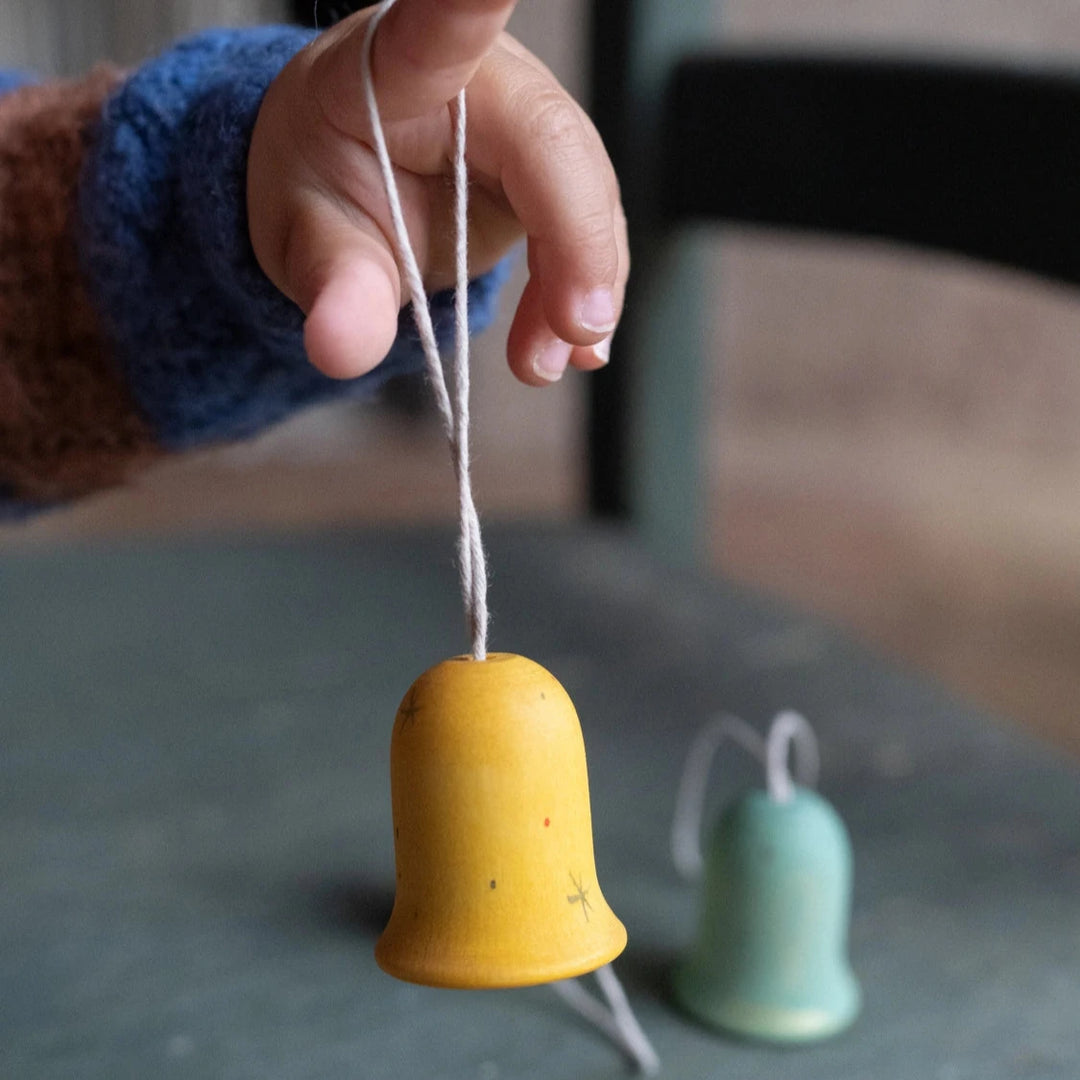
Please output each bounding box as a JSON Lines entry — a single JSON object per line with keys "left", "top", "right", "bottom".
{"left": 374, "top": 921, "right": 628, "bottom": 990}
{"left": 671, "top": 962, "right": 861, "bottom": 1044}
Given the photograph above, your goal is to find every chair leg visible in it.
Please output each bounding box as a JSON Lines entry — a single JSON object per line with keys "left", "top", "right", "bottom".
{"left": 587, "top": 0, "right": 717, "bottom": 564}
{"left": 624, "top": 230, "right": 711, "bottom": 566}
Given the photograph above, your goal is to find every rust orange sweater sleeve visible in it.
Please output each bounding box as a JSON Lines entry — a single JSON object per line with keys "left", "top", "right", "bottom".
{"left": 0, "top": 29, "right": 509, "bottom": 520}
{"left": 0, "top": 68, "right": 165, "bottom": 508}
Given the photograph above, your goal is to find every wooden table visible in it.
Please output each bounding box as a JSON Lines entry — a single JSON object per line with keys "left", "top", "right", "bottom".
{"left": 2, "top": 525, "right": 1078, "bottom": 1078}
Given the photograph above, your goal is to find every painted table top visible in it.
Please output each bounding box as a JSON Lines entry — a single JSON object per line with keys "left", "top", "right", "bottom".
{"left": 2, "top": 524, "right": 1077, "bottom": 1078}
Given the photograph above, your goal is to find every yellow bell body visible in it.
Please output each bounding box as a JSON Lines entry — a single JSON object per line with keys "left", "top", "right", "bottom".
{"left": 375, "top": 653, "right": 627, "bottom": 988}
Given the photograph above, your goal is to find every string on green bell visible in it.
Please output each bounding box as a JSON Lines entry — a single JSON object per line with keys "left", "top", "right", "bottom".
{"left": 670, "top": 710, "right": 819, "bottom": 880}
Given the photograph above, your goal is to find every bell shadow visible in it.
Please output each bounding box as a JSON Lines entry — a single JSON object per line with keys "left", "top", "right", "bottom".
{"left": 306, "top": 876, "right": 396, "bottom": 939}
{"left": 613, "top": 943, "right": 681, "bottom": 1005}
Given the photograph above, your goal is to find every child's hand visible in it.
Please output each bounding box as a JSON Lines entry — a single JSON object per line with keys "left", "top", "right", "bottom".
{"left": 248, "top": 0, "right": 627, "bottom": 386}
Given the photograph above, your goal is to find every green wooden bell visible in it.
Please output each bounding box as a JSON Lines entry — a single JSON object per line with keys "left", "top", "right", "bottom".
{"left": 672, "top": 713, "right": 860, "bottom": 1043}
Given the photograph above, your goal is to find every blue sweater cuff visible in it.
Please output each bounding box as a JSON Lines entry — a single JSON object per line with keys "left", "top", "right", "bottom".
{"left": 0, "top": 71, "right": 35, "bottom": 94}
{"left": 80, "top": 26, "right": 508, "bottom": 451}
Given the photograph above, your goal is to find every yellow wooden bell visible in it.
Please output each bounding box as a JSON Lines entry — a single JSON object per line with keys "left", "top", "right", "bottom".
{"left": 375, "top": 653, "right": 627, "bottom": 988}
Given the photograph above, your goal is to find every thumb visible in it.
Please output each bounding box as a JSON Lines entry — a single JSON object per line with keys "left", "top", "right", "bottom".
{"left": 282, "top": 198, "right": 403, "bottom": 380}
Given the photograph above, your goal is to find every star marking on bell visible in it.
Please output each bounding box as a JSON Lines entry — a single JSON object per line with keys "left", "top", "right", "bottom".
{"left": 399, "top": 687, "right": 421, "bottom": 728}
{"left": 567, "top": 871, "right": 592, "bottom": 922}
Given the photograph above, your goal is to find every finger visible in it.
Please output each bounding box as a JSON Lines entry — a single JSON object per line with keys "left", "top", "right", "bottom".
{"left": 506, "top": 274, "right": 612, "bottom": 387}
{"left": 506, "top": 275, "right": 563, "bottom": 386}
{"left": 313, "top": 0, "right": 517, "bottom": 131}
{"left": 280, "top": 198, "right": 403, "bottom": 379}
{"left": 467, "top": 44, "right": 630, "bottom": 348}
{"left": 571, "top": 335, "right": 612, "bottom": 372}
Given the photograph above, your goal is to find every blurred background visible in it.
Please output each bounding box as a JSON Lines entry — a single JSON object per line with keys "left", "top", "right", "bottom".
{"left": 2, "top": 1, "right": 1080, "bottom": 755}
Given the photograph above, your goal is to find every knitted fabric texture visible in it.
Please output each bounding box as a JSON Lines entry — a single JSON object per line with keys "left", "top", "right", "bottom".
{"left": 0, "top": 67, "right": 164, "bottom": 506}
{"left": 0, "top": 26, "right": 508, "bottom": 513}
{"left": 78, "top": 26, "right": 508, "bottom": 451}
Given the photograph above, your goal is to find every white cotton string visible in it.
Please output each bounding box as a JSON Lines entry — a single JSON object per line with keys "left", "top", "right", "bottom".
{"left": 450, "top": 92, "right": 488, "bottom": 655}
{"left": 764, "top": 709, "right": 819, "bottom": 804}
{"left": 671, "top": 711, "right": 821, "bottom": 880}
{"left": 670, "top": 714, "right": 767, "bottom": 881}
{"left": 551, "top": 965, "right": 660, "bottom": 1075}
{"left": 594, "top": 965, "right": 661, "bottom": 1075}
{"left": 361, "top": 0, "right": 489, "bottom": 659}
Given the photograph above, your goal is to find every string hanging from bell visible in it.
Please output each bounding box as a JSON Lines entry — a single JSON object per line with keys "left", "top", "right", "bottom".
{"left": 360, "top": 4, "right": 656, "bottom": 1071}
{"left": 361, "top": 0, "right": 488, "bottom": 660}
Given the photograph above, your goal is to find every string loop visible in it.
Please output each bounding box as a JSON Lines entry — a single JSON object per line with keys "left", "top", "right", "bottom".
{"left": 671, "top": 711, "right": 820, "bottom": 881}
{"left": 765, "top": 709, "right": 819, "bottom": 804}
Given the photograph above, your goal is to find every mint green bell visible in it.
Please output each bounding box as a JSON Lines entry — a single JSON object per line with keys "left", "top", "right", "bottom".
{"left": 674, "top": 784, "right": 860, "bottom": 1043}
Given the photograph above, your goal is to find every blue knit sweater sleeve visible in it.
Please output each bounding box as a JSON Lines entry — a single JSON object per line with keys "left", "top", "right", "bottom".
{"left": 79, "top": 26, "right": 509, "bottom": 451}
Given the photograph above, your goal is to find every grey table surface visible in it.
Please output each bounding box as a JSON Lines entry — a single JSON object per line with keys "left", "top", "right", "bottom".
{"left": 1, "top": 523, "right": 1078, "bottom": 1080}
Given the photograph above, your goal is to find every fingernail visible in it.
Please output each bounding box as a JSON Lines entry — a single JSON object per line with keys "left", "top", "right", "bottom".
{"left": 578, "top": 288, "right": 617, "bottom": 333}
{"left": 593, "top": 334, "right": 612, "bottom": 365}
{"left": 532, "top": 339, "right": 572, "bottom": 382}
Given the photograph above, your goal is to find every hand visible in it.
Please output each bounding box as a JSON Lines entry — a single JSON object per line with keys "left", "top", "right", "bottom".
{"left": 247, "top": 0, "right": 628, "bottom": 386}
